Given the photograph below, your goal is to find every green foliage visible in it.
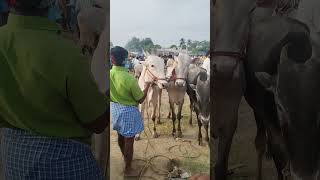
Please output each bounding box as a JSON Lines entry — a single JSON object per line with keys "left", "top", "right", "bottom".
{"left": 125, "top": 37, "right": 162, "bottom": 53}
{"left": 170, "top": 45, "right": 178, "bottom": 50}
{"left": 125, "top": 37, "right": 141, "bottom": 52}
{"left": 179, "top": 38, "right": 186, "bottom": 48}
{"left": 124, "top": 37, "right": 209, "bottom": 55}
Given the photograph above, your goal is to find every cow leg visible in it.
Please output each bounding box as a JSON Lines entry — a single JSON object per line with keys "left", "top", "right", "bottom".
{"left": 197, "top": 119, "right": 203, "bottom": 146}
{"left": 189, "top": 100, "right": 193, "bottom": 126}
{"left": 93, "top": 129, "right": 109, "bottom": 176}
{"left": 252, "top": 112, "right": 286, "bottom": 180}
{"left": 167, "top": 108, "right": 171, "bottom": 119}
{"left": 169, "top": 102, "right": 176, "bottom": 137}
{"left": 252, "top": 111, "right": 267, "bottom": 180}
{"left": 151, "top": 103, "right": 159, "bottom": 138}
{"left": 212, "top": 88, "right": 242, "bottom": 180}
{"left": 135, "top": 102, "right": 145, "bottom": 141}
{"left": 177, "top": 102, "right": 184, "bottom": 138}
{"left": 157, "top": 90, "right": 162, "bottom": 124}
{"left": 204, "top": 123, "right": 209, "bottom": 146}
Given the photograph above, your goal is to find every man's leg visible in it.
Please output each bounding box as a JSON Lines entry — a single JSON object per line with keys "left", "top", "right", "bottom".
{"left": 117, "top": 133, "right": 125, "bottom": 156}
{"left": 123, "top": 137, "right": 135, "bottom": 174}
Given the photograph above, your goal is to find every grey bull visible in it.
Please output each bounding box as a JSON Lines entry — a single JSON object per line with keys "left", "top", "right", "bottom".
{"left": 212, "top": 0, "right": 313, "bottom": 179}
{"left": 166, "top": 53, "right": 192, "bottom": 138}
{"left": 256, "top": 37, "right": 320, "bottom": 180}
{"left": 186, "top": 66, "right": 210, "bottom": 146}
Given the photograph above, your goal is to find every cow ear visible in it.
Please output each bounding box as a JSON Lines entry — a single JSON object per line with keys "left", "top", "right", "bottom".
{"left": 255, "top": 72, "right": 276, "bottom": 93}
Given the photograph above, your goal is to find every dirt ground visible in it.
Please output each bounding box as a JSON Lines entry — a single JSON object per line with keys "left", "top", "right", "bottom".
{"left": 110, "top": 89, "right": 279, "bottom": 180}
{"left": 110, "top": 90, "right": 210, "bottom": 180}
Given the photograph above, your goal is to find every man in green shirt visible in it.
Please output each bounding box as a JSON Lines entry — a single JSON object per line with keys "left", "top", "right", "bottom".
{"left": 110, "top": 46, "right": 150, "bottom": 176}
{"left": 0, "top": 0, "right": 108, "bottom": 179}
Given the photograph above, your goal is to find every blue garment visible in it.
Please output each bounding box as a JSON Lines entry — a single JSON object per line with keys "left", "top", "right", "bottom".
{"left": 1, "top": 128, "right": 105, "bottom": 180}
{"left": 48, "top": 1, "right": 62, "bottom": 22}
{"left": 111, "top": 102, "right": 144, "bottom": 137}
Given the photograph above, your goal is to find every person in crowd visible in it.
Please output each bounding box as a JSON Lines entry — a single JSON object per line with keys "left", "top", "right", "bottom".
{"left": 0, "top": 0, "right": 108, "bottom": 179}
{"left": 110, "top": 46, "right": 151, "bottom": 176}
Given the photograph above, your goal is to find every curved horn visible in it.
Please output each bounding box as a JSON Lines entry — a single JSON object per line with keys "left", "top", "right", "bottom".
{"left": 269, "top": 31, "right": 312, "bottom": 64}
{"left": 283, "top": 32, "right": 312, "bottom": 63}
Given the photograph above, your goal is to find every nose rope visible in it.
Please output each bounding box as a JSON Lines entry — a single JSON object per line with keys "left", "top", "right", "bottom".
{"left": 167, "top": 68, "right": 186, "bottom": 82}
{"left": 145, "top": 67, "right": 166, "bottom": 82}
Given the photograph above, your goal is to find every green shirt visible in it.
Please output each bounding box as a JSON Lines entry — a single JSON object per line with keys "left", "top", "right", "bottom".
{"left": 110, "top": 66, "right": 143, "bottom": 106}
{"left": 0, "top": 14, "right": 107, "bottom": 142}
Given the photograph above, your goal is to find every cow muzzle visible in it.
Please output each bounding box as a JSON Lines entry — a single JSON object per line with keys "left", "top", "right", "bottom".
{"left": 157, "top": 80, "right": 168, "bottom": 89}
{"left": 175, "top": 79, "right": 186, "bottom": 87}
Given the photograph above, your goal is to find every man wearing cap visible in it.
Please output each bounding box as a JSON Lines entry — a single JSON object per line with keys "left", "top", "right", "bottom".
{"left": 110, "top": 46, "right": 150, "bottom": 176}
{"left": 0, "top": 0, "right": 108, "bottom": 179}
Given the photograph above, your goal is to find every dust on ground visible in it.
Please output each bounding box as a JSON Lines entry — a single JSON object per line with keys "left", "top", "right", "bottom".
{"left": 111, "top": 89, "right": 279, "bottom": 180}
{"left": 110, "top": 90, "right": 210, "bottom": 180}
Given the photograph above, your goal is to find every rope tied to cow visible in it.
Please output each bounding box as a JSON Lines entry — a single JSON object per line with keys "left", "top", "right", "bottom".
{"left": 166, "top": 68, "right": 186, "bottom": 82}
{"left": 129, "top": 110, "right": 203, "bottom": 180}
{"left": 145, "top": 67, "right": 166, "bottom": 81}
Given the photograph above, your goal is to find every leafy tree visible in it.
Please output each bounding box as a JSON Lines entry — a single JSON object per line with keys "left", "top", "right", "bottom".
{"left": 170, "top": 44, "right": 178, "bottom": 50}
{"left": 187, "top": 39, "right": 192, "bottom": 50}
{"left": 125, "top": 37, "right": 141, "bottom": 52}
{"left": 179, "top": 38, "right": 185, "bottom": 48}
{"left": 140, "top": 38, "right": 154, "bottom": 53}
{"left": 154, "top": 44, "right": 162, "bottom": 49}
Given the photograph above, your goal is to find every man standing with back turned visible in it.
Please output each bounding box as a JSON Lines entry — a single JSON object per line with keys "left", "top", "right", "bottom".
{"left": 110, "top": 46, "right": 151, "bottom": 177}
{"left": 0, "top": 0, "right": 108, "bottom": 179}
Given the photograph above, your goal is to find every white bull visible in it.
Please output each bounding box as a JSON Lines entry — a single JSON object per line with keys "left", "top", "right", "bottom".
{"left": 90, "top": 27, "right": 108, "bottom": 176}
{"left": 77, "top": 3, "right": 106, "bottom": 55}
{"left": 134, "top": 63, "right": 143, "bottom": 79}
{"left": 135, "top": 55, "right": 168, "bottom": 140}
{"left": 166, "top": 53, "right": 192, "bottom": 137}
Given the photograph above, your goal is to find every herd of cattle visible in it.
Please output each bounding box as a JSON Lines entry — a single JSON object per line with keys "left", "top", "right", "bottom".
{"left": 131, "top": 52, "right": 211, "bottom": 146}
{"left": 213, "top": 0, "right": 320, "bottom": 179}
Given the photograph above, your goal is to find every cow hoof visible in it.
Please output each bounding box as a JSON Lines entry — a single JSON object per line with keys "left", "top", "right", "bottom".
{"left": 172, "top": 132, "right": 176, "bottom": 137}
{"left": 199, "top": 141, "right": 203, "bottom": 146}
{"left": 135, "top": 136, "right": 141, "bottom": 141}
{"left": 157, "top": 121, "right": 162, "bottom": 125}
{"left": 177, "top": 131, "right": 183, "bottom": 138}
{"left": 153, "top": 132, "right": 159, "bottom": 138}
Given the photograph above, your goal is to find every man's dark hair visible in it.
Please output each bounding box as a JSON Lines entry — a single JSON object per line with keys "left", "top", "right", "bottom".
{"left": 111, "top": 46, "right": 128, "bottom": 66}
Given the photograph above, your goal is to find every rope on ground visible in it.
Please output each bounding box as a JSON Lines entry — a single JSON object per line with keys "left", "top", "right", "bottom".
{"left": 168, "top": 140, "right": 201, "bottom": 159}
{"left": 131, "top": 106, "right": 202, "bottom": 180}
